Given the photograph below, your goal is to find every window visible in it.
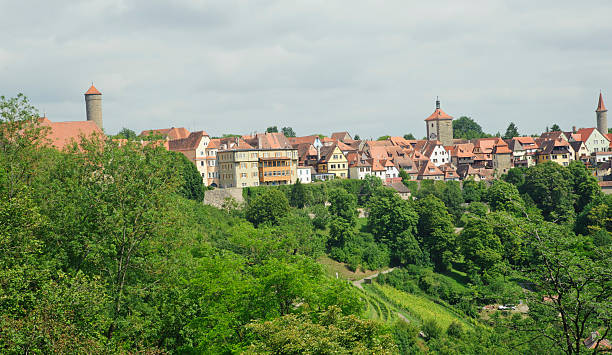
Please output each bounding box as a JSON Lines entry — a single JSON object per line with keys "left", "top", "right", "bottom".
{"left": 200, "top": 161, "right": 204, "bottom": 166}
{"left": 331, "top": 164, "right": 336, "bottom": 169}
{"left": 201, "top": 173, "right": 205, "bottom": 177}
{"left": 241, "top": 173, "right": 247, "bottom": 178}
{"left": 242, "top": 183, "right": 247, "bottom": 187}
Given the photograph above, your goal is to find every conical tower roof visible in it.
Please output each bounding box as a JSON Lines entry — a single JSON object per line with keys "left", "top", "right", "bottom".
{"left": 85, "top": 84, "right": 101, "bottom": 95}
{"left": 597, "top": 92, "right": 607, "bottom": 112}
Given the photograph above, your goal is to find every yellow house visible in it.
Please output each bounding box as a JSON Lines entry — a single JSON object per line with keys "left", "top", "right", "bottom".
{"left": 536, "top": 139, "right": 574, "bottom": 167}
{"left": 317, "top": 143, "right": 349, "bottom": 178}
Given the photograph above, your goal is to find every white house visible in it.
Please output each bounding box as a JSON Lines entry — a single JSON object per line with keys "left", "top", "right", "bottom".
{"left": 169, "top": 131, "right": 211, "bottom": 184}
{"left": 349, "top": 159, "right": 373, "bottom": 180}
{"left": 297, "top": 166, "right": 313, "bottom": 183}
{"left": 573, "top": 128, "right": 610, "bottom": 155}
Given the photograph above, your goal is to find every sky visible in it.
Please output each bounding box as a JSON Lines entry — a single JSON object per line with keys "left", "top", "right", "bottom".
{"left": 1, "top": 0, "right": 611, "bottom": 138}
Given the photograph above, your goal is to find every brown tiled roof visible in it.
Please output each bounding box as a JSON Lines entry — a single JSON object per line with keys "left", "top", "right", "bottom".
{"left": 425, "top": 108, "right": 452, "bottom": 121}
{"left": 492, "top": 143, "right": 512, "bottom": 154}
{"left": 169, "top": 131, "right": 208, "bottom": 151}
{"left": 330, "top": 132, "right": 352, "bottom": 141}
{"left": 40, "top": 118, "right": 104, "bottom": 150}
{"left": 84, "top": 85, "right": 101, "bottom": 95}
{"left": 388, "top": 136, "right": 412, "bottom": 147}
{"left": 288, "top": 135, "right": 318, "bottom": 145}
{"left": 597, "top": 92, "right": 607, "bottom": 112}
{"left": 418, "top": 160, "right": 444, "bottom": 176}
{"left": 319, "top": 143, "right": 340, "bottom": 163}
{"left": 140, "top": 127, "right": 191, "bottom": 140}
{"left": 370, "top": 158, "right": 385, "bottom": 171}
{"left": 337, "top": 140, "right": 356, "bottom": 152}
{"left": 540, "top": 131, "right": 565, "bottom": 141}
{"left": 244, "top": 132, "right": 293, "bottom": 149}
{"left": 208, "top": 138, "right": 220, "bottom": 149}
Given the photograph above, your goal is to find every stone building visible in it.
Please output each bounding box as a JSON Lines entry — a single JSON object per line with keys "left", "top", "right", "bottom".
{"left": 84, "top": 84, "right": 103, "bottom": 130}
{"left": 425, "top": 98, "right": 453, "bottom": 146}
{"left": 597, "top": 92, "right": 608, "bottom": 136}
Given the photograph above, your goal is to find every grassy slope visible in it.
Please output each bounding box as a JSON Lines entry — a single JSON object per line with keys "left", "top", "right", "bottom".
{"left": 369, "top": 283, "right": 473, "bottom": 331}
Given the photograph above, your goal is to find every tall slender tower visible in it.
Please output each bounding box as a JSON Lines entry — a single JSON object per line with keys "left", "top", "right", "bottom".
{"left": 597, "top": 92, "right": 607, "bottom": 136}
{"left": 85, "top": 84, "right": 103, "bottom": 130}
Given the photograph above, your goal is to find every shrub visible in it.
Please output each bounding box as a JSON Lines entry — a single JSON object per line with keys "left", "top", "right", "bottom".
{"left": 423, "top": 319, "right": 442, "bottom": 339}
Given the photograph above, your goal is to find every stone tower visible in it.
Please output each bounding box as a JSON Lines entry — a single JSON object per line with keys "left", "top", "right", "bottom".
{"left": 425, "top": 97, "right": 453, "bottom": 146}
{"left": 85, "top": 84, "right": 103, "bottom": 130}
{"left": 596, "top": 92, "right": 607, "bottom": 136}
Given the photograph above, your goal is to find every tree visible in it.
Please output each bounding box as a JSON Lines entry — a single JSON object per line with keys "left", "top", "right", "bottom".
{"left": 367, "top": 188, "right": 421, "bottom": 265}
{"left": 567, "top": 160, "right": 600, "bottom": 212}
{"left": 521, "top": 162, "right": 575, "bottom": 223}
{"left": 377, "top": 135, "right": 390, "bottom": 141}
{"left": 462, "top": 178, "right": 486, "bottom": 202}
{"left": 169, "top": 151, "right": 204, "bottom": 202}
{"left": 281, "top": 127, "right": 296, "bottom": 137}
{"left": 246, "top": 188, "right": 290, "bottom": 227}
{"left": 508, "top": 220, "right": 612, "bottom": 355}
{"left": 453, "top": 116, "right": 491, "bottom": 140}
{"left": 289, "top": 179, "right": 306, "bottom": 208}
{"left": 266, "top": 126, "right": 278, "bottom": 133}
{"left": 503, "top": 167, "right": 526, "bottom": 188}
{"left": 484, "top": 180, "right": 524, "bottom": 215}
{"left": 354, "top": 134, "right": 360, "bottom": 140}
{"left": 503, "top": 122, "right": 520, "bottom": 139}
{"left": 550, "top": 123, "right": 561, "bottom": 132}
{"left": 327, "top": 188, "right": 357, "bottom": 247}
{"left": 416, "top": 195, "right": 456, "bottom": 271}
{"left": 441, "top": 181, "right": 464, "bottom": 222}
{"left": 457, "top": 217, "right": 503, "bottom": 282}
{"left": 245, "top": 306, "right": 396, "bottom": 354}
{"left": 115, "top": 128, "right": 137, "bottom": 140}
{"left": 359, "top": 174, "right": 383, "bottom": 205}
{"left": 403, "top": 133, "right": 416, "bottom": 140}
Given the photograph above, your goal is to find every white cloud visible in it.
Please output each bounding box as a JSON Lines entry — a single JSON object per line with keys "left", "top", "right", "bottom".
{"left": 1, "top": 0, "right": 611, "bottom": 137}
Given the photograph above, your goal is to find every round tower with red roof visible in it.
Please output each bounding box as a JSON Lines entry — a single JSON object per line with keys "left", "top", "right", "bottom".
{"left": 596, "top": 92, "right": 607, "bottom": 136}
{"left": 85, "top": 84, "right": 102, "bottom": 130}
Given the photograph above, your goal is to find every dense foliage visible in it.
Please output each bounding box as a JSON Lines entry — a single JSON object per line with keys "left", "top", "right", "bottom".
{"left": 1, "top": 95, "right": 610, "bottom": 354}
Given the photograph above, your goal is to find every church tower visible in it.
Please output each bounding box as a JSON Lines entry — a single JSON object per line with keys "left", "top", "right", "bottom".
{"left": 85, "top": 84, "right": 103, "bottom": 130}
{"left": 596, "top": 92, "right": 607, "bottom": 136}
{"left": 425, "top": 97, "right": 453, "bottom": 146}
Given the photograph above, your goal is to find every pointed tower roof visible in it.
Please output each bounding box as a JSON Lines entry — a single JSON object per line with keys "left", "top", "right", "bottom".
{"left": 597, "top": 92, "right": 607, "bottom": 112}
{"left": 425, "top": 97, "right": 453, "bottom": 121}
{"left": 85, "top": 84, "right": 101, "bottom": 95}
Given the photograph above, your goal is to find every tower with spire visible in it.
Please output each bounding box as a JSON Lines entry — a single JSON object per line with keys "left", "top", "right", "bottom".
{"left": 84, "top": 84, "right": 103, "bottom": 130}
{"left": 425, "top": 97, "right": 454, "bottom": 146}
{"left": 596, "top": 92, "right": 607, "bottom": 136}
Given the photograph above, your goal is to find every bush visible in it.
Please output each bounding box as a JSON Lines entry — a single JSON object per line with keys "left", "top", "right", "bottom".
{"left": 446, "top": 321, "right": 463, "bottom": 338}
{"left": 245, "top": 188, "right": 290, "bottom": 227}
{"left": 423, "top": 319, "right": 442, "bottom": 339}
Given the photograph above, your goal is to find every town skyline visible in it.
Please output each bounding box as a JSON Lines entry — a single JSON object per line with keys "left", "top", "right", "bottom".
{"left": 2, "top": 1, "right": 611, "bottom": 136}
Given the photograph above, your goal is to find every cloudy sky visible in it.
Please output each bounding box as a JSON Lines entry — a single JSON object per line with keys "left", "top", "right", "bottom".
{"left": 1, "top": 0, "right": 611, "bottom": 138}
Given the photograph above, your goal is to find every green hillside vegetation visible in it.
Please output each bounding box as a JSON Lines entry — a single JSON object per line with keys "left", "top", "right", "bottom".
{"left": 1, "top": 95, "right": 610, "bottom": 354}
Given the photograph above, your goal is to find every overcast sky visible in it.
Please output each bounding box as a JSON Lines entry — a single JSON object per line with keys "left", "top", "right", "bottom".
{"left": 1, "top": 0, "right": 611, "bottom": 138}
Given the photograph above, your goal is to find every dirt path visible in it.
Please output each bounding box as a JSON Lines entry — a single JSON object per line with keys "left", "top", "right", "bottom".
{"left": 352, "top": 267, "right": 396, "bottom": 289}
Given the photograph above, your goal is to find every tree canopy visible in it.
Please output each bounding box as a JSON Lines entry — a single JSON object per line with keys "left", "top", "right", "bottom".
{"left": 453, "top": 116, "right": 491, "bottom": 140}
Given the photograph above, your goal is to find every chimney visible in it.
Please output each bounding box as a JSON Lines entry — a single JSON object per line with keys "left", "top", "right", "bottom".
{"left": 572, "top": 126, "right": 576, "bottom": 133}
{"left": 317, "top": 146, "right": 321, "bottom": 161}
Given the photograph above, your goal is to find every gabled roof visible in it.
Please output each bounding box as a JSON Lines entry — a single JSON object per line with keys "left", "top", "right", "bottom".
{"left": 492, "top": 143, "right": 512, "bottom": 154}
{"left": 84, "top": 85, "right": 101, "bottom": 95}
{"left": 597, "top": 93, "right": 607, "bottom": 112}
{"left": 388, "top": 136, "right": 412, "bottom": 148}
{"left": 218, "top": 137, "right": 254, "bottom": 150}
{"left": 418, "top": 160, "right": 444, "bottom": 176}
{"left": 288, "top": 135, "right": 319, "bottom": 145}
{"left": 244, "top": 132, "right": 293, "bottom": 149}
{"left": 40, "top": 118, "right": 104, "bottom": 150}
{"left": 319, "top": 143, "right": 342, "bottom": 163}
{"left": 140, "top": 127, "right": 191, "bottom": 140}
{"left": 575, "top": 127, "right": 609, "bottom": 143}
{"left": 540, "top": 131, "right": 565, "bottom": 141}
{"left": 330, "top": 132, "right": 352, "bottom": 141}
{"left": 169, "top": 131, "right": 208, "bottom": 151}
{"left": 207, "top": 138, "right": 220, "bottom": 149}
{"left": 388, "top": 181, "right": 411, "bottom": 193}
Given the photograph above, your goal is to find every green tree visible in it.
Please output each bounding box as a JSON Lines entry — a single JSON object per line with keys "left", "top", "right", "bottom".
{"left": 169, "top": 151, "right": 204, "bottom": 202}
{"left": 367, "top": 188, "right": 421, "bottom": 265}
{"left": 281, "top": 127, "right": 296, "bottom": 137}
{"left": 359, "top": 174, "right": 383, "bottom": 205}
{"left": 328, "top": 188, "right": 357, "bottom": 247}
{"left": 458, "top": 217, "right": 503, "bottom": 282}
{"left": 377, "top": 135, "right": 390, "bottom": 141}
{"left": 521, "top": 161, "right": 575, "bottom": 223}
{"left": 484, "top": 180, "right": 524, "bottom": 214}
{"left": 289, "top": 179, "right": 306, "bottom": 208}
{"left": 441, "top": 181, "right": 464, "bottom": 222}
{"left": 115, "top": 127, "right": 137, "bottom": 140}
{"left": 403, "top": 133, "right": 416, "bottom": 140}
{"left": 266, "top": 126, "right": 278, "bottom": 133}
{"left": 453, "top": 116, "right": 491, "bottom": 139}
{"left": 353, "top": 134, "right": 360, "bottom": 140}
{"left": 550, "top": 123, "right": 561, "bottom": 132}
{"left": 246, "top": 188, "right": 290, "bottom": 227}
{"left": 503, "top": 122, "right": 520, "bottom": 139}
{"left": 503, "top": 167, "right": 526, "bottom": 188}
{"left": 416, "top": 195, "right": 456, "bottom": 271}
{"left": 245, "top": 306, "right": 396, "bottom": 354}
{"left": 568, "top": 160, "right": 600, "bottom": 212}
{"left": 462, "top": 178, "right": 486, "bottom": 202}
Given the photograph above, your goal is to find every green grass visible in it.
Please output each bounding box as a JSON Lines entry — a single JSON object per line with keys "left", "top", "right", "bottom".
{"left": 317, "top": 255, "right": 379, "bottom": 281}
{"left": 370, "top": 283, "right": 473, "bottom": 331}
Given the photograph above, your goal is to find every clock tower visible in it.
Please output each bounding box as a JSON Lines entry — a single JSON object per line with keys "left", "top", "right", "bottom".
{"left": 425, "top": 97, "right": 453, "bottom": 146}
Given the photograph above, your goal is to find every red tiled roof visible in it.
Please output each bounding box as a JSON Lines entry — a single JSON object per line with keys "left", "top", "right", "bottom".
{"left": 168, "top": 131, "right": 208, "bottom": 151}
{"left": 597, "top": 92, "right": 607, "bottom": 112}
{"left": 425, "top": 108, "right": 452, "bottom": 121}
{"left": 84, "top": 85, "right": 101, "bottom": 95}
{"left": 493, "top": 143, "right": 512, "bottom": 154}
{"left": 330, "top": 132, "right": 352, "bottom": 141}
{"left": 140, "top": 127, "right": 191, "bottom": 140}
{"left": 40, "top": 118, "right": 104, "bottom": 150}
